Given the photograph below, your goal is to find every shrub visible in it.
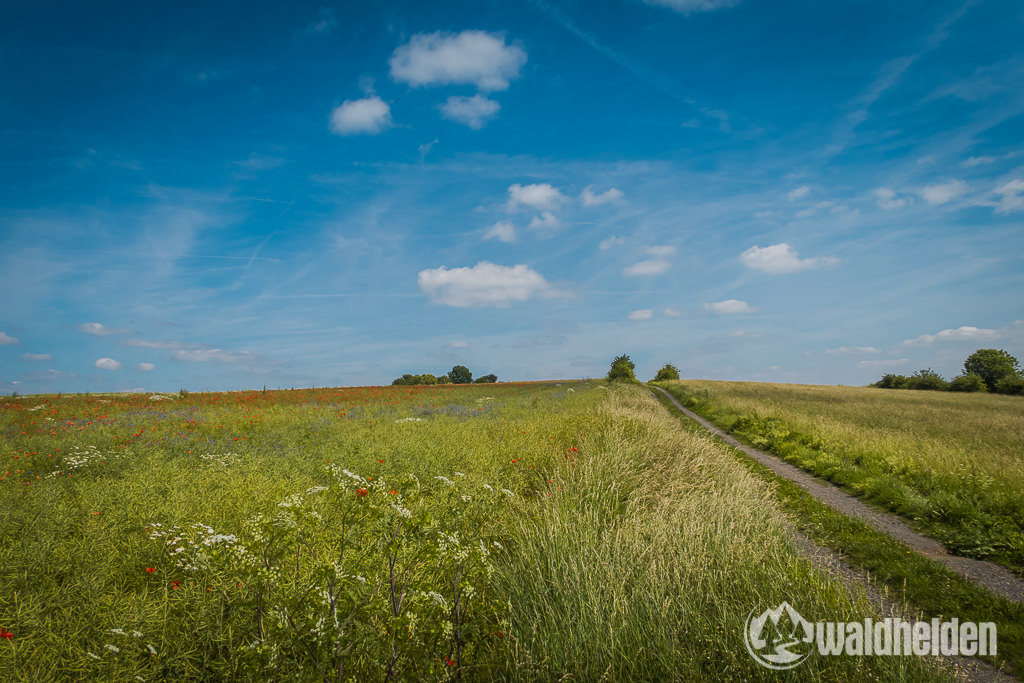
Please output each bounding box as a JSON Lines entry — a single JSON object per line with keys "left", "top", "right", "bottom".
{"left": 964, "top": 349, "right": 1022, "bottom": 392}
{"left": 607, "top": 354, "right": 637, "bottom": 382}
{"left": 949, "top": 374, "right": 988, "bottom": 392}
{"left": 905, "top": 368, "right": 948, "bottom": 391}
{"left": 474, "top": 374, "right": 498, "bottom": 383}
{"left": 873, "top": 373, "right": 909, "bottom": 389}
{"left": 653, "top": 363, "right": 680, "bottom": 382}
{"left": 995, "top": 374, "right": 1024, "bottom": 395}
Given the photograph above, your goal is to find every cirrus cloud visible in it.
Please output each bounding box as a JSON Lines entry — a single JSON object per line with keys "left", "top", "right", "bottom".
{"left": 417, "top": 261, "right": 557, "bottom": 307}
{"left": 22, "top": 353, "right": 52, "bottom": 361}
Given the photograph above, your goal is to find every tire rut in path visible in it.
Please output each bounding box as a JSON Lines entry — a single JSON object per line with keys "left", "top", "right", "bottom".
{"left": 651, "top": 386, "right": 1024, "bottom": 605}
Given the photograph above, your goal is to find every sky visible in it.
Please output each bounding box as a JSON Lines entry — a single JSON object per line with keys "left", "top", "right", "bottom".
{"left": 1, "top": 0, "right": 1023, "bottom": 394}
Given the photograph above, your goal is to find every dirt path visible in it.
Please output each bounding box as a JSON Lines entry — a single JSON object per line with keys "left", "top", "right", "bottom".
{"left": 651, "top": 386, "right": 1024, "bottom": 604}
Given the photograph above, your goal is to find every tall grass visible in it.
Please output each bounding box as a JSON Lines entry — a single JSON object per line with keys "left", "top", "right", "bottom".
{"left": 0, "top": 383, "right": 947, "bottom": 679}
{"left": 656, "top": 380, "right": 1024, "bottom": 572}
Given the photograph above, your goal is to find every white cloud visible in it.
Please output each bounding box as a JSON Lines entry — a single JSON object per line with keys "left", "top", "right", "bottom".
{"left": 171, "top": 349, "right": 256, "bottom": 363}
{"left": 825, "top": 346, "right": 882, "bottom": 355}
{"left": 858, "top": 358, "right": 909, "bottom": 368}
{"left": 795, "top": 201, "right": 834, "bottom": 218}
{"left": 528, "top": 211, "right": 561, "bottom": 230}
{"left": 124, "top": 339, "right": 186, "bottom": 349}
{"left": 739, "top": 243, "right": 838, "bottom": 275}
{"left": 483, "top": 220, "right": 516, "bottom": 243}
{"left": 901, "top": 325, "right": 999, "bottom": 346}
{"left": 22, "top": 353, "right": 51, "bottom": 361}
{"left": 623, "top": 258, "right": 671, "bottom": 276}
{"left": 449, "top": 341, "right": 469, "bottom": 348}
{"left": 962, "top": 156, "right": 995, "bottom": 167}
{"left": 599, "top": 236, "right": 626, "bottom": 250}
{"left": 233, "top": 154, "right": 285, "bottom": 171}
{"left": 704, "top": 299, "right": 755, "bottom": 315}
{"left": 417, "top": 261, "right": 556, "bottom": 307}
{"left": 664, "top": 307, "right": 684, "bottom": 317}
{"left": 389, "top": 30, "right": 527, "bottom": 92}
{"left": 94, "top": 358, "right": 122, "bottom": 370}
{"left": 580, "top": 185, "right": 625, "bottom": 206}
{"left": 329, "top": 96, "right": 392, "bottom": 136}
{"left": 79, "top": 322, "right": 132, "bottom": 336}
{"left": 994, "top": 179, "right": 1024, "bottom": 214}
{"left": 919, "top": 179, "right": 967, "bottom": 205}
{"left": 874, "top": 187, "right": 910, "bottom": 211}
{"left": 440, "top": 94, "right": 500, "bottom": 129}
{"left": 645, "top": 245, "right": 676, "bottom": 258}
{"left": 787, "top": 185, "right": 811, "bottom": 201}
{"left": 137, "top": 362, "right": 156, "bottom": 371}
{"left": 628, "top": 309, "right": 653, "bottom": 321}
{"left": 643, "top": 0, "right": 742, "bottom": 14}
{"left": 506, "top": 183, "right": 566, "bottom": 212}
{"left": 0, "top": 332, "right": 19, "bottom": 345}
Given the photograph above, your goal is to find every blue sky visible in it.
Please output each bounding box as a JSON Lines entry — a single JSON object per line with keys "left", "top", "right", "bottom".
{"left": 2, "top": 0, "right": 1023, "bottom": 393}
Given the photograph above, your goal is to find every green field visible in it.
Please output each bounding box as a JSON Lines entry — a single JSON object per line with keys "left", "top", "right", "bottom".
{"left": 655, "top": 380, "right": 1024, "bottom": 573}
{"left": 0, "top": 382, "right": 947, "bottom": 680}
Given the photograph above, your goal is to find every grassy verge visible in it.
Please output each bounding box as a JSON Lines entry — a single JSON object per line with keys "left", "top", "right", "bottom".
{"left": 653, "top": 380, "right": 1024, "bottom": 575}
{"left": 652, "top": 387, "right": 1024, "bottom": 679}
{"left": 1, "top": 382, "right": 947, "bottom": 680}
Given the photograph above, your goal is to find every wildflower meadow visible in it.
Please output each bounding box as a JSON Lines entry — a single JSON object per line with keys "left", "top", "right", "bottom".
{"left": 0, "top": 382, "right": 947, "bottom": 680}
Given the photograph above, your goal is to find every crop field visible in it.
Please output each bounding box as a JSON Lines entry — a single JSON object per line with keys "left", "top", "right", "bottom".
{"left": 656, "top": 380, "right": 1024, "bottom": 574}
{"left": 1, "top": 381, "right": 947, "bottom": 680}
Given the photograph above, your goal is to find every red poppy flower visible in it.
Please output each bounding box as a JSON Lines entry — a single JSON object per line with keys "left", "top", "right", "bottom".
{"left": 388, "top": 490, "right": 398, "bottom": 495}
{"left": 378, "top": 459, "right": 384, "bottom": 464}
{"left": 146, "top": 567, "right": 156, "bottom": 573}
{"left": 356, "top": 488, "right": 368, "bottom": 497}
{"left": 1, "top": 629, "right": 12, "bottom": 640}
{"left": 171, "top": 580, "right": 180, "bottom": 590}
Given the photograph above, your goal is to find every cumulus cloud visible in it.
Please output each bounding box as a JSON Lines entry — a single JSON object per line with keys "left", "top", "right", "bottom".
{"left": 643, "top": 0, "right": 742, "bottom": 14}
{"left": 79, "top": 322, "right": 132, "bottom": 336}
{"left": 628, "top": 309, "right": 653, "bottom": 320}
{"left": 95, "top": 358, "right": 122, "bottom": 370}
{"left": 599, "top": 236, "right": 626, "bottom": 250}
{"left": 440, "top": 94, "right": 500, "bottom": 129}
{"left": 22, "top": 353, "right": 52, "bottom": 361}
{"left": 901, "top": 325, "right": 1000, "bottom": 346}
{"left": 919, "top": 179, "right": 967, "bottom": 205}
{"left": 483, "top": 220, "right": 516, "bottom": 243}
{"left": 825, "top": 346, "right": 882, "bottom": 355}
{"left": 528, "top": 211, "right": 561, "bottom": 230}
{"left": 329, "top": 96, "right": 392, "bottom": 136}
{"left": 874, "top": 187, "right": 910, "bottom": 210}
{"left": 417, "top": 261, "right": 557, "bottom": 307}
{"left": 704, "top": 299, "right": 755, "bottom": 315}
{"left": 0, "top": 332, "right": 19, "bottom": 345}
{"left": 137, "top": 362, "right": 155, "bottom": 371}
{"left": 994, "top": 179, "right": 1024, "bottom": 214}
{"left": 787, "top": 185, "right": 811, "bottom": 201}
{"left": 506, "top": 183, "right": 566, "bottom": 212}
{"left": 664, "top": 307, "right": 684, "bottom": 317}
{"left": 581, "top": 185, "right": 625, "bottom": 206}
{"left": 739, "top": 243, "right": 838, "bottom": 275}
{"left": 389, "top": 30, "right": 527, "bottom": 91}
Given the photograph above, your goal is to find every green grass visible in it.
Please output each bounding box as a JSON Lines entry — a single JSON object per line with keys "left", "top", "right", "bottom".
{"left": 0, "top": 382, "right": 949, "bottom": 680}
{"left": 654, "top": 380, "right": 1024, "bottom": 574}
{"left": 651, "top": 388, "right": 1024, "bottom": 679}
